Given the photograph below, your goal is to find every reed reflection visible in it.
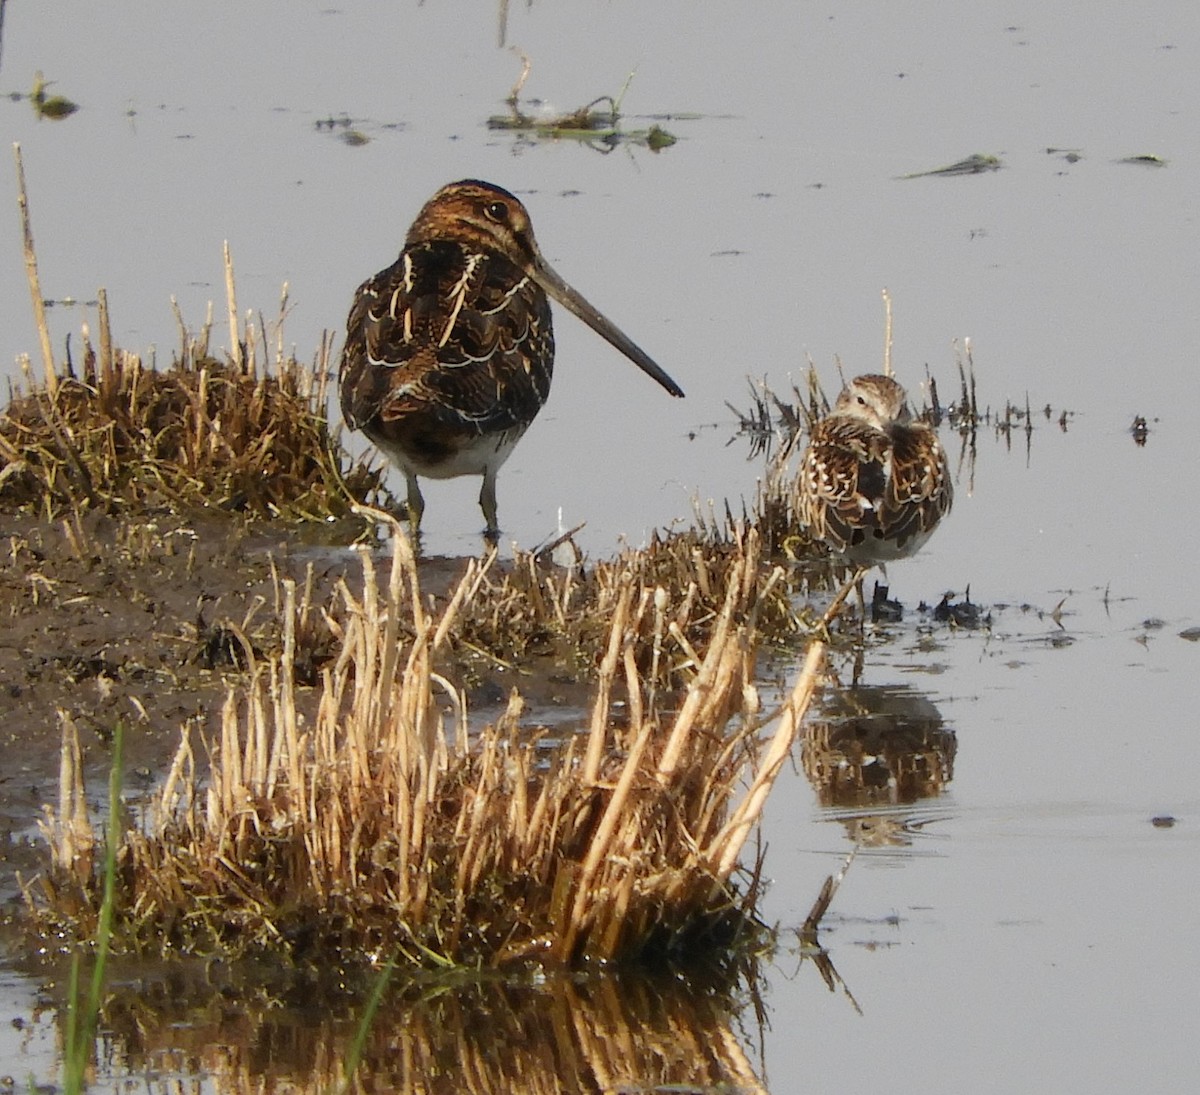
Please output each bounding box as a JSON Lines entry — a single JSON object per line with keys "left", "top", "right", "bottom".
{"left": 49, "top": 961, "right": 772, "bottom": 1094}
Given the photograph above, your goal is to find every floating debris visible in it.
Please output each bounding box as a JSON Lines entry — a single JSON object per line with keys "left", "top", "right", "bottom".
{"left": 314, "top": 115, "right": 401, "bottom": 146}
{"left": 1116, "top": 154, "right": 1167, "bottom": 167}
{"left": 30, "top": 70, "right": 78, "bottom": 120}
{"left": 869, "top": 582, "right": 904, "bottom": 623}
{"left": 644, "top": 124, "right": 677, "bottom": 151}
{"left": 898, "top": 153, "right": 1002, "bottom": 179}
{"left": 487, "top": 55, "right": 678, "bottom": 152}
{"left": 927, "top": 590, "right": 990, "bottom": 629}
{"left": 41, "top": 295, "right": 99, "bottom": 308}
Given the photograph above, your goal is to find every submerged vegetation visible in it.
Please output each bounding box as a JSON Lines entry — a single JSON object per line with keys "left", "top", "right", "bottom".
{"left": 896, "top": 152, "right": 1003, "bottom": 179}
{"left": 487, "top": 54, "right": 679, "bottom": 152}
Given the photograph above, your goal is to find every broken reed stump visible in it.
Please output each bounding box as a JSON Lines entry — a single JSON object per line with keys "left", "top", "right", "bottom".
{"left": 12, "top": 143, "right": 57, "bottom": 396}
{"left": 36, "top": 519, "right": 824, "bottom": 969}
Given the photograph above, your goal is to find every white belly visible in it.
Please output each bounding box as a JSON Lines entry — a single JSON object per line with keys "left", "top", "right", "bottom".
{"left": 375, "top": 427, "right": 526, "bottom": 481}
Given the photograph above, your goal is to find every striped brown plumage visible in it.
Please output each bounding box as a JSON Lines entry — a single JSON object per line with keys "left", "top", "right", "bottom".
{"left": 339, "top": 180, "right": 683, "bottom": 535}
{"left": 797, "top": 374, "right": 952, "bottom": 567}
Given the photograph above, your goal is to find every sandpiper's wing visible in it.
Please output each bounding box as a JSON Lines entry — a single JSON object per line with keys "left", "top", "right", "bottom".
{"left": 339, "top": 239, "right": 553, "bottom": 439}
{"left": 881, "top": 425, "right": 954, "bottom": 549}
{"left": 798, "top": 417, "right": 892, "bottom": 553}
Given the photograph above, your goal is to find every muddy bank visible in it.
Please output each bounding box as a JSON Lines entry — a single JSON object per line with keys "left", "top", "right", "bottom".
{"left": 0, "top": 512, "right": 618, "bottom": 909}
{"left": 0, "top": 516, "right": 314, "bottom": 887}
{"left": 0, "top": 515, "right": 463, "bottom": 892}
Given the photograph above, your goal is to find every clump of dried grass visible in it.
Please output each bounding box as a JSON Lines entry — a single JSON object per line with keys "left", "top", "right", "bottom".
{"left": 0, "top": 328, "right": 387, "bottom": 522}
{"left": 452, "top": 522, "right": 805, "bottom": 692}
{"left": 35, "top": 518, "right": 823, "bottom": 969}
{"left": 3, "top": 144, "right": 387, "bottom": 523}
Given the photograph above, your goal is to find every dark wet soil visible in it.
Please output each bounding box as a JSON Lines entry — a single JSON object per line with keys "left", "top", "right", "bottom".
{"left": 0, "top": 516, "right": 413, "bottom": 895}
{"left": 0, "top": 514, "right": 320, "bottom": 892}
{"left": 0, "top": 512, "right": 600, "bottom": 909}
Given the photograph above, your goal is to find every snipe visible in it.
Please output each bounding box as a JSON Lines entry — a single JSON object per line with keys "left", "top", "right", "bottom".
{"left": 796, "top": 373, "right": 953, "bottom": 603}
{"left": 338, "top": 179, "right": 684, "bottom": 535}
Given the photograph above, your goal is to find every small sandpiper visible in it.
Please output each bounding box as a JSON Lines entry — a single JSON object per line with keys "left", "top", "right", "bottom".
{"left": 796, "top": 373, "right": 953, "bottom": 616}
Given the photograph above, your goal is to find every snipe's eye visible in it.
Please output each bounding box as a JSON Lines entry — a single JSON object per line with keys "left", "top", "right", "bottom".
{"left": 484, "top": 201, "right": 509, "bottom": 223}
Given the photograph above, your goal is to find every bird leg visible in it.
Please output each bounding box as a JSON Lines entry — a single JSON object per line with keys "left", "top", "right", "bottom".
{"left": 479, "top": 468, "right": 500, "bottom": 538}
{"left": 404, "top": 474, "right": 426, "bottom": 531}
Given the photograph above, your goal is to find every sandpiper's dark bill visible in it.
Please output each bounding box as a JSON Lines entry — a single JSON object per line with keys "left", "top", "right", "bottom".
{"left": 528, "top": 261, "right": 685, "bottom": 399}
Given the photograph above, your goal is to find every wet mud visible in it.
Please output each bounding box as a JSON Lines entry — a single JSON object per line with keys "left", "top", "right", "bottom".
{"left": 0, "top": 516, "right": 457, "bottom": 896}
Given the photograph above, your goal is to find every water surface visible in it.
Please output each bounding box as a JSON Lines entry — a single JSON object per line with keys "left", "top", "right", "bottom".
{"left": 1, "top": 2, "right": 1197, "bottom": 1091}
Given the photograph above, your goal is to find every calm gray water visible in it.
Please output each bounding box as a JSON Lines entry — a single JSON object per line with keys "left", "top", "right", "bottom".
{"left": 2, "top": 1, "right": 1198, "bottom": 1091}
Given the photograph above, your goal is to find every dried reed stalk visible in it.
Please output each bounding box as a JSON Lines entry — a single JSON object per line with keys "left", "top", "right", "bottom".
{"left": 47, "top": 709, "right": 93, "bottom": 885}
{"left": 12, "top": 143, "right": 56, "bottom": 395}
{"left": 39, "top": 520, "right": 822, "bottom": 968}
{"left": 97, "top": 287, "right": 114, "bottom": 383}
{"left": 224, "top": 240, "right": 243, "bottom": 375}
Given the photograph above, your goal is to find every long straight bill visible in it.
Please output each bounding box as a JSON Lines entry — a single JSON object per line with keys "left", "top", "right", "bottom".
{"left": 532, "top": 261, "right": 685, "bottom": 398}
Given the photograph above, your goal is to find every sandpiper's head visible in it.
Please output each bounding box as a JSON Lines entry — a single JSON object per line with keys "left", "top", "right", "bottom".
{"left": 834, "top": 374, "right": 912, "bottom": 428}
{"left": 407, "top": 179, "right": 684, "bottom": 399}
{"left": 407, "top": 180, "right": 541, "bottom": 269}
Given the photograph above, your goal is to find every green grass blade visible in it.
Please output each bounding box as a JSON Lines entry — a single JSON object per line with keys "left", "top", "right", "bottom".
{"left": 338, "top": 953, "right": 396, "bottom": 1093}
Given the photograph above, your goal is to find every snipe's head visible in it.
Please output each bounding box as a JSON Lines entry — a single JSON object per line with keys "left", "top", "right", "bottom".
{"left": 408, "top": 179, "right": 684, "bottom": 399}
{"left": 407, "top": 180, "right": 541, "bottom": 269}
{"left": 833, "top": 374, "right": 912, "bottom": 429}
